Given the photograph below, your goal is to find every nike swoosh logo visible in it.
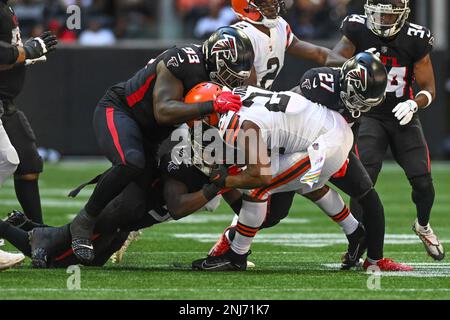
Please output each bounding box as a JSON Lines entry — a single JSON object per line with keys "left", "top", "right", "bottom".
{"left": 313, "top": 78, "right": 318, "bottom": 88}
{"left": 348, "top": 244, "right": 360, "bottom": 261}
{"left": 177, "top": 53, "right": 185, "bottom": 63}
{"left": 201, "top": 261, "right": 231, "bottom": 270}
{"left": 77, "top": 244, "right": 94, "bottom": 250}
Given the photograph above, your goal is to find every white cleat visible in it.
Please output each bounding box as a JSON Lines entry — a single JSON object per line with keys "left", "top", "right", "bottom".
{"left": 0, "top": 249, "right": 25, "bottom": 271}
{"left": 247, "top": 261, "right": 256, "bottom": 269}
{"left": 412, "top": 220, "right": 445, "bottom": 261}
{"left": 110, "top": 230, "right": 142, "bottom": 264}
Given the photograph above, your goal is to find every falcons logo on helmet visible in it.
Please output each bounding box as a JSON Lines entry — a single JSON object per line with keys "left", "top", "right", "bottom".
{"left": 347, "top": 65, "right": 368, "bottom": 91}
{"left": 210, "top": 35, "right": 238, "bottom": 62}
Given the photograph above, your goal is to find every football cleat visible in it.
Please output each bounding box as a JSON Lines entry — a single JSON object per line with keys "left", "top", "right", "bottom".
{"left": 412, "top": 220, "right": 445, "bottom": 261}
{"left": 4, "top": 210, "right": 30, "bottom": 229}
{"left": 0, "top": 249, "right": 25, "bottom": 271}
{"left": 363, "top": 258, "right": 414, "bottom": 271}
{"left": 192, "top": 249, "right": 250, "bottom": 271}
{"left": 111, "top": 230, "right": 142, "bottom": 264}
{"left": 70, "top": 209, "right": 96, "bottom": 263}
{"left": 341, "top": 222, "right": 367, "bottom": 270}
{"left": 208, "top": 226, "right": 233, "bottom": 257}
{"left": 207, "top": 226, "right": 256, "bottom": 268}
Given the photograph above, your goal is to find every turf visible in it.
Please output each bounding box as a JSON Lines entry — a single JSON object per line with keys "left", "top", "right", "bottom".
{"left": 0, "top": 160, "right": 449, "bottom": 300}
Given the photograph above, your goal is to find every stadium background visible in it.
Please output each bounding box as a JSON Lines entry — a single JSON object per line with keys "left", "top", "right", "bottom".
{"left": 8, "top": 0, "right": 450, "bottom": 159}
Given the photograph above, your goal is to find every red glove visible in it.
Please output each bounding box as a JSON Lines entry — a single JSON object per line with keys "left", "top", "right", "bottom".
{"left": 213, "top": 91, "right": 242, "bottom": 113}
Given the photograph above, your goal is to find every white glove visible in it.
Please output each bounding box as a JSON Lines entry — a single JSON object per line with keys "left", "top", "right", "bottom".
{"left": 25, "top": 55, "right": 47, "bottom": 66}
{"left": 392, "top": 100, "right": 418, "bottom": 126}
{"left": 365, "top": 47, "right": 380, "bottom": 58}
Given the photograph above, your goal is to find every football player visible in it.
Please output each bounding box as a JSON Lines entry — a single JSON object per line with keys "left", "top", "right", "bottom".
{"left": 330, "top": 0, "right": 444, "bottom": 261}
{"left": 293, "top": 53, "right": 413, "bottom": 270}
{"left": 68, "top": 27, "right": 254, "bottom": 264}
{"left": 1, "top": 0, "right": 58, "bottom": 227}
{"left": 230, "top": 0, "right": 347, "bottom": 89}
{"left": 186, "top": 81, "right": 368, "bottom": 271}
{"left": 0, "top": 182, "right": 169, "bottom": 268}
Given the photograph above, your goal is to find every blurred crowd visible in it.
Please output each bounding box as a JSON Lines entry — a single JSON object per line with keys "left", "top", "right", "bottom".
{"left": 9, "top": 0, "right": 365, "bottom": 45}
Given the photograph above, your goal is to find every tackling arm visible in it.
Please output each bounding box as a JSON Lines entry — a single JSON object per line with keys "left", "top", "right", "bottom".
{"left": 220, "top": 121, "right": 272, "bottom": 189}
{"left": 153, "top": 61, "right": 215, "bottom": 126}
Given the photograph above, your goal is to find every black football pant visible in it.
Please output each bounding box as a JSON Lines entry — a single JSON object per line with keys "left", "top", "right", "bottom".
{"left": 331, "top": 152, "right": 385, "bottom": 260}
{"left": 84, "top": 95, "right": 149, "bottom": 217}
{"left": 353, "top": 115, "right": 434, "bottom": 227}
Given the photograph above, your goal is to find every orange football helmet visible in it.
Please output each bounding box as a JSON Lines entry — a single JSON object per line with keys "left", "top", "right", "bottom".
{"left": 185, "top": 82, "right": 222, "bottom": 128}
{"left": 231, "top": 0, "right": 286, "bottom": 28}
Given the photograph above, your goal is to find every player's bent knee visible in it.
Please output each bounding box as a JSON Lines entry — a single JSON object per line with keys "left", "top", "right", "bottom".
{"left": 124, "top": 150, "right": 145, "bottom": 170}
{"left": 14, "top": 173, "right": 39, "bottom": 181}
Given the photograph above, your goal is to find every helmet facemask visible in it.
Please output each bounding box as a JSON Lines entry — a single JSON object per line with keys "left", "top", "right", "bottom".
{"left": 248, "top": 0, "right": 286, "bottom": 28}
{"left": 210, "top": 58, "right": 251, "bottom": 88}
{"left": 365, "top": 0, "right": 410, "bottom": 38}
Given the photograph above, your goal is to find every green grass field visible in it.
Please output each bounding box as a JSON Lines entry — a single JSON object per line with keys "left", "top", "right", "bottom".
{"left": 0, "top": 160, "right": 449, "bottom": 300}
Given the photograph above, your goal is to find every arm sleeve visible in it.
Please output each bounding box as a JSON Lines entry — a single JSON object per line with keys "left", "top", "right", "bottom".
{"left": 0, "top": 41, "right": 18, "bottom": 65}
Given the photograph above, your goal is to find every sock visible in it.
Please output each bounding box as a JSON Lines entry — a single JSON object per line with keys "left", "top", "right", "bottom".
{"left": 315, "top": 188, "right": 359, "bottom": 235}
{"left": 0, "top": 220, "right": 32, "bottom": 256}
{"left": 410, "top": 175, "right": 435, "bottom": 227}
{"left": 358, "top": 189, "right": 384, "bottom": 261}
{"left": 367, "top": 257, "right": 379, "bottom": 265}
{"left": 230, "top": 200, "right": 267, "bottom": 255}
{"left": 14, "top": 178, "right": 43, "bottom": 224}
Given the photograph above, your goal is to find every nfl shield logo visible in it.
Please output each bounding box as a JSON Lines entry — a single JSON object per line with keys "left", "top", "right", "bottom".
{"left": 381, "top": 46, "right": 388, "bottom": 54}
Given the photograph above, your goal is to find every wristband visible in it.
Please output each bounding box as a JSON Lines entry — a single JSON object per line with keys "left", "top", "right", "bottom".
{"left": 202, "top": 183, "right": 221, "bottom": 201}
{"left": 199, "top": 101, "right": 214, "bottom": 117}
{"left": 415, "top": 90, "right": 433, "bottom": 108}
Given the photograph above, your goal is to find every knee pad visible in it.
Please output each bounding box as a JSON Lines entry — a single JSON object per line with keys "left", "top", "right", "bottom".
{"left": 0, "top": 146, "right": 19, "bottom": 185}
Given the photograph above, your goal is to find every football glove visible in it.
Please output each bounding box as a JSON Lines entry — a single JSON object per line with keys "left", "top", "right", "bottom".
{"left": 23, "top": 31, "right": 58, "bottom": 60}
{"left": 210, "top": 164, "right": 229, "bottom": 188}
{"left": 365, "top": 47, "right": 380, "bottom": 58}
{"left": 213, "top": 91, "right": 242, "bottom": 114}
{"left": 392, "top": 100, "right": 418, "bottom": 126}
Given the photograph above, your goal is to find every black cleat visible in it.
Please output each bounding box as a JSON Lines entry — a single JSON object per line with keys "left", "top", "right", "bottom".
{"left": 341, "top": 223, "right": 367, "bottom": 270}
{"left": 4, "top": 210, "right": 30, "bottom": 229}
{"left": 192, "top": 249, "right": 250, "bottom": 271}
{"left": 31, "top": 247, "right": 48, "bottom": 269}
{"left": 30, "top": 225, "right": 71, "bottom": 268}
{"left": 70, "top": 209, "right": 96, "bottom": 263}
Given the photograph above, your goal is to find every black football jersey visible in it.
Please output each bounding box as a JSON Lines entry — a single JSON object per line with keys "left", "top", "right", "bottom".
{"left": 118, "top": 44, "right": 209, "bottom": 144}
{"left": 0, "top": 2, "right": 25, "bottom": 100}
{"left": 341, "top": 14, "right": 434, "bottom": 118}
{"left": 159, "top": 148, "right": 208, "bottom": 193}
{"left": 295, "top": 67, "right": 357, "bottom": 123}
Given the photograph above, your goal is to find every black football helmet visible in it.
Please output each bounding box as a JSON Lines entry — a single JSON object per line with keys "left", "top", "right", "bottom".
{"left": 365, "top": 0, "right": 410, "bottom": 38}
{"left": 203, "top": 27, "right": 255, "bottom": 88}
{"left": 340, "top": 52, "right": 388, "bottom": 118}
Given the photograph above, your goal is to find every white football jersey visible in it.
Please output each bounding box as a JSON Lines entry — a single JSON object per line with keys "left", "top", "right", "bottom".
{"left": 219, "top": 86, "right": 351, "bottom": 155}
{"left": 232, "top": 18, "right": 294, "bottom": 90}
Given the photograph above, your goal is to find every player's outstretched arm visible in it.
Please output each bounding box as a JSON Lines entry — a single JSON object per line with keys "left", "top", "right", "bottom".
{"left": 287, "top": 35, "right": 347, "bottom": 67}
{"left": 328, "top": 35, "right": 356, "bottom": 64}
